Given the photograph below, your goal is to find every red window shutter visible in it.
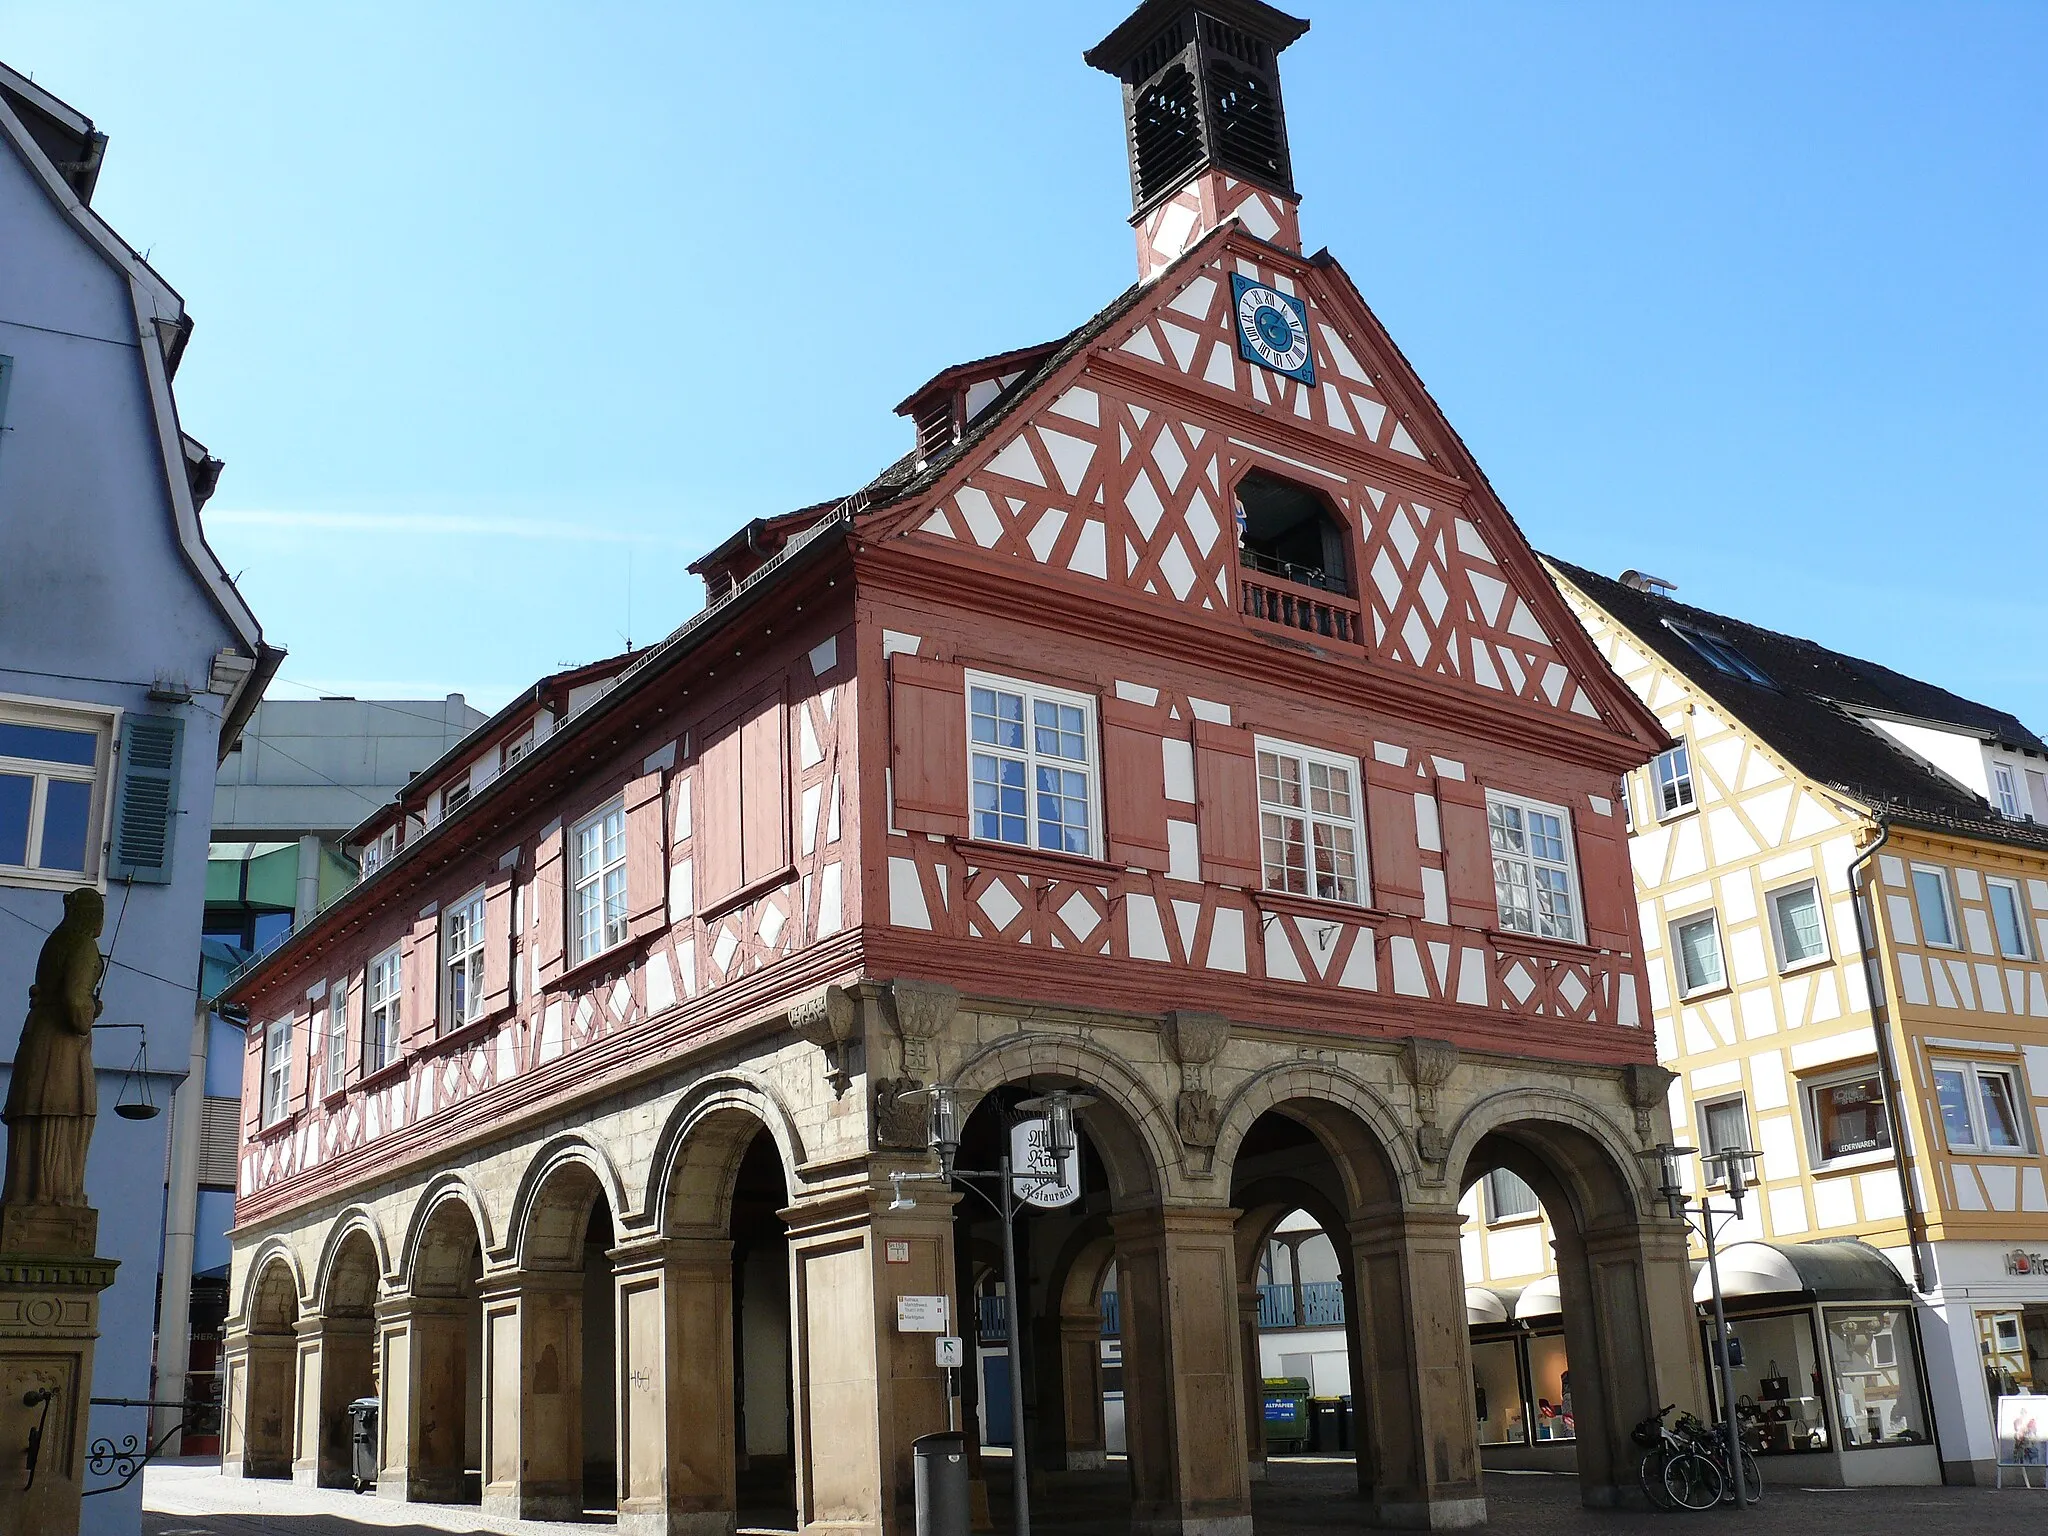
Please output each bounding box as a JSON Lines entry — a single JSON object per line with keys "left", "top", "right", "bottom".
{"left": 739, "top": 690, "right": 789, "bottom": 886}
{"left": 699, "top": 722, "right": 743, "bottom": 907}
{"left": 291, "top": 1007, "right": 313, "bottom": 1112}
{"left": 1365, "top": 759, "right": 1424, "bottom": 917}
{"left": 1437, "top": 776, "right": 1498, "bottom": 931}
{"left": 482, "top": 867, "right": 515, "bottom": 1011}
{"left": 534, "top": 826, "right": 567, "bottom": 982}
{"left": 624, "top": 770, "right": 668, "bottom": 936}
{"left": 1193, "top": 721, "right": 1260, "bottom": 887}
{"left": 402, "top": 913, "right": 438, "bottom": 1046}
{"left": 1103, "top": 699, "right": 1171, "bottom": 870}
{"left": 890, "top": 655, "right": 968, "bottom": 837}
{"left": 241, "top": 1024, "right": 263, "bottom": 1135}
{"left": 1575, "top": 805, "right": 1634, "bottom": 951}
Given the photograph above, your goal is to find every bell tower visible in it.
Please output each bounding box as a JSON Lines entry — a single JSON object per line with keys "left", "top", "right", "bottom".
{"left": 1085, "top": 0, "right": 1310, "bottom": 282}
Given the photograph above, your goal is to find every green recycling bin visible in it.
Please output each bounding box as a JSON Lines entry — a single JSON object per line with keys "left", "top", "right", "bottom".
{"left": 1262, "top": 1376, "right": 1312, "bottom": 1453}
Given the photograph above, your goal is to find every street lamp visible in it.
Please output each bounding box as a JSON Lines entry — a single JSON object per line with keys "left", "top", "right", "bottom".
{"left": 891, "top": 1084, "right": 1094, "bottom": 1536}
{"left": 1644, "top": 1140, "right": 1762, "bottom": 1511}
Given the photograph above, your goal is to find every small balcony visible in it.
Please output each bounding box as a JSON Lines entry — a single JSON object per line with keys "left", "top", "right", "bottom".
{"left": 1258, "top": 1280, "right": 1346, "bottom": 1329}
{"left": 1239, "top": 551, "right": 1362, "bottom": 646}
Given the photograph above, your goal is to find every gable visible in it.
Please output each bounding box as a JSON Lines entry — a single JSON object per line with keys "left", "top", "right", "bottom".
{"left": 875, "top": 229, "right": 1651, "bottom": 741}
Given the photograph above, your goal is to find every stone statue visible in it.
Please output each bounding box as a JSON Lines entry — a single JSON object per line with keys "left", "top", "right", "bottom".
{"left": 2, "top": 888, "right": 104, "bottom": 1210}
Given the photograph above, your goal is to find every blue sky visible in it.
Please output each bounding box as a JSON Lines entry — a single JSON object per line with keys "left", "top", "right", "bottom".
{"left": 9, "top": 2, "right": 2044, "bottom": 725}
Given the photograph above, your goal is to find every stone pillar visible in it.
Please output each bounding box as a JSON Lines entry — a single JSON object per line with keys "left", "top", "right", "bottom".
{"left": 295, "top": 1314, "right": 374, "bottom": 1488}
{"left": 786, "top": 1182, "right": 957, "bottom": 1536}
{"left": 1236, "top": 1284, "right": 1267, "bottom": 1482}
{"left": 0, "top": 1252, "right": 117, "bottom": 1535}
{"left": 480, "top": 1270, "right": 584, "bottom": 1520}
{"left": 374, "top": 1295, "right": 470, "bottom": 1502}
{"left": 1554, "top": 1213, "right": 1702, "bottom": 1509}
{"left": 1111, "top": 1205, "right": 1252, "bottom": 1536}
{"left": 1043, "top": 1309, "right": 1107, "bottom": 1471}
{"left": 221, "top": 1327, "right": 296, "bottom": 1480}
{"left": 614, "top": 1234, "right": 738, "bottom": 1536}
{"left": 1346, "top": 1207, "right": 1484, "bottom": 1530}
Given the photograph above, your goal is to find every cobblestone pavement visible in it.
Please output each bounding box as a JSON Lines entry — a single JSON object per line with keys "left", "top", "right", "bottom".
{"left": 146, "top": 1455, "right": 2048, "bottom": 1535}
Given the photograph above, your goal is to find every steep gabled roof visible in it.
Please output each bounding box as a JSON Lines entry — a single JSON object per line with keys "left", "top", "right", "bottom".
{"left": 1549, "top": 557, "right": 2048, "bottom": 853}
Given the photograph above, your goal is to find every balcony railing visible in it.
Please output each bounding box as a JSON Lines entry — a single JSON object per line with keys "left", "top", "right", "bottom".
{"left": 1239, "top": 558, "right": 1362, "bottom": 645}
{"left": 976, "top": 1291, "right": 1121, "bottom": 1344}
{"left": 1258, "top": 1281, "right": 1345, "bottom": 1329}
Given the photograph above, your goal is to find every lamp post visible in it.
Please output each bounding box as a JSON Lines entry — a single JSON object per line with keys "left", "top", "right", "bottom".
{"left": 1645, "top": 1140, "right": 1761, "bottom": 1511}
{"left": 890, "top": 1084, "right": 1094, "bottom": 1536}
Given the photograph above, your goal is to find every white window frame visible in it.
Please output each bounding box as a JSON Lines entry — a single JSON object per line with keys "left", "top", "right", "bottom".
{"left": 443, "top": 887, "right": 488, "bottom": 1032}
{"left": 1987, "top": 877, "right": 2033, "bottom": 961}
{"left": 362, "top": 825, "right": 397, "bottom": 875}
{"left": 1696, "top": 1092, "right": 1751, "bottom": 1181}
{"left": 963, "top": 671, "right": 1102, "bottom": 860}
{"left": 364, "top": 945, "right": 402, "bottom": 1075}
{"left": 442, "top": 778, "right": 471, "bottom": 815}
{"left": 1994, "top": 763, "right": 2023, "bottom": 821}
{"left": 324, "top": 980, "right": 347, "bottom": 1095}
{"left": 1801, "top": 1065, "right": 1893, "bottom": 1168}
{"left": 1911, "top": 863, "right": 1958, "bottom": 948}
{"left": 1253, "top": 736, "right": 1369, "bottom": 906}
{"left": 1930, "top": 1059, "right": 2029, "bottom": 1154}
{"left": 503, "top": 729, "right": 535, "bottom": 769}
{"left": 1669, "top": 909, "right": 1727, "bottom": 998}
{"left": 1765, "top": 879, "right": 1831, "bottom": 972}
{"left": 1486, "top": 790, "right": 1584, "bottom": 943}
{"left": 0, "top": 693, "right": 119, "bottom": 890}
{"left": 1652, "top": 741, "right": 1696, "bottom": 820}
{"left": 571, "top": 797, "right": 628, "bottom": 965}
{"left": 261, "top": 1014, "right": 292, "bottom": 1127}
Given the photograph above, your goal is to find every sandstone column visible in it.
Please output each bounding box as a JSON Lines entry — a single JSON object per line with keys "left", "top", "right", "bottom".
{"left": 1039, "top": 1306, "right": 1107, "bottom": 1471}
{"left": 479, "top": 1269, "right": 584, "bottom": 1520}
{"left": 375, "top": 1294, "right": 470, "bottom": 1502}
{"left": 294, "top": 1313, "right": 373, "bottom": 1487}
{"left": 614, "top": 1234, "right": 738, "bottom": 1536}
{"left": 1237, "top": 1283, "right": 1267, "bottom": 1482}
{"left": 1346, "top": 1206, "right": 1484, "bottom": 1530}
{"left": 1111, "top": 1204, "right": 1252, "bottom": 1536}
{"left": 222, "top": 1327, "right": 295, "bottom": 1479}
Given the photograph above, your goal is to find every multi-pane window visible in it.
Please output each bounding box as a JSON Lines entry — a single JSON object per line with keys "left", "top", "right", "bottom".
{"left": 1488, "top": 792, "right": 1581, "bottom": 942}
{"left": 443, "top": 889, "right": 487, "bottom": 1032}
{"left": 0, "top": 704, "right": 110, "bottom": 883}
{"left": 1653, "top": 742, "right": 1695, "bottom": 818}
{"left": 261, "top": 1015, "right": 292, "bottom": 1126}
{"left": 1483, "top": 1168, "right": 1540, "bottom": 1223}
{"left": 1768, "top": 881, "right": 1829, "bottom": 969}
{"left": 503, "top": 730, "right": 535, "bottom": 769}
{"left": 1989, "top": 878, "right": 2032, "bottom": 960}
{"left": 966, "top": 676, "right": 1097, "bottom": 857}
{"left": 324, "top": 981, "right": 347, "bottom": 1093}
{"left": 1994, "top": 764, "right": 2023, "bottom": 821}
{"left": 1255, "top": 740, "right": 1365, "bottom": 904}
{"left": 1699, "top": 1095, "right": 1751, "bottom": 1167}
{"left": 1805, "top": 1070, "right": 1891, "bottom": 1163}
{"left": 1911, "top": 865, "right": 1956, "bottom": 947}
{"left": 1932, "top": 1061, "right": 2026, "bottom": 1152}
{"left": 572, "top": 799, "right": 628, "bottom": 964}
{"left": 1671, "top": 912, "right": 1726, "bottom": 996}
{"left": 362, "top": 825, "right": 397, "bottom": 875}
{"left": 442, "top": 780, "right": 471, "bottom": 815}
{"left": 364, "top": 946, "right": 402, "bottom": 1074}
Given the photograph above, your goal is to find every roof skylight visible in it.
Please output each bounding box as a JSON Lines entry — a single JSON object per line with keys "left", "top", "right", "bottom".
{"left": 1666, "top": 621, "right": 1773, "bottom": 687}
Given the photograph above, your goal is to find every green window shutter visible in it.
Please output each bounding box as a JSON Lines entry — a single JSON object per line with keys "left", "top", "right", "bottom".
{"left": 111, "top": 714, "right": 183, "bottom": 884}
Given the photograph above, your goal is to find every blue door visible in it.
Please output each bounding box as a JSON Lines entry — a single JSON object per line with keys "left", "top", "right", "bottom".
{"left": 982, "top": 1352, "right": 1012, "bottom": 1445}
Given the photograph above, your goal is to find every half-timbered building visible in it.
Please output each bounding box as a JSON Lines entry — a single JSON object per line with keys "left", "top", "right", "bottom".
{"left": 219, "top": 5, "right": 1705, "bottom": 1531}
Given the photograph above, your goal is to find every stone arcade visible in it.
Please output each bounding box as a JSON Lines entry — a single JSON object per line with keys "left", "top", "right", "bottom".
{"left": 219, "top": 4, "right": 1706, "bottom": 1531}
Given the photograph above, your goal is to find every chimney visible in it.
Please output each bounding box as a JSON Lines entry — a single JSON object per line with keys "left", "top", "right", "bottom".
{"left": 1086, "top": 1, "right": 1310, "bottom": 283}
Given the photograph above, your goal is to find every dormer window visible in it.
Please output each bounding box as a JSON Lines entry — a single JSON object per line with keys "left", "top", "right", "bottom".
{"left": 1235, "top": 472, "right": 1348, "bottom": 594}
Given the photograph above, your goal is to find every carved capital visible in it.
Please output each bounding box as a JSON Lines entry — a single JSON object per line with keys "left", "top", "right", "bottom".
{"left": 1623, "top": 1062, "right": 1678, "bottom": 1140}
{"left": 884, "top": 978, "right": 959, "bottom": 1077}
{"left": 788, "top": 984, "right": 856, "bottom": 1050}
{"left": 1400, "top": 1037, "right": 1460, "bottom": 1179}
{"left": 1163, "top": 1010, "right": 1230, "bottom": 1068}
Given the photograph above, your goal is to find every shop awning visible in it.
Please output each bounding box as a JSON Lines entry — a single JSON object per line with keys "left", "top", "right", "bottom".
{"left": 1515, "top": 1274, "right": 1562, "bottom": 1321}
{"left": 1693, "top": 1239, "right": 1910, "bottom": 1305}
{"left": 1466, "top": 1286, "right": 1512, "bottom": 1326}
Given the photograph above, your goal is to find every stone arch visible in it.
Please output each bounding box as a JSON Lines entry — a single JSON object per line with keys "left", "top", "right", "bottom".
{"left": 1049, "top": 1221, "right": 1118, "bottom": 1318}
{"left": 1213, "top": 1064, "right": 1413, "bottom": 1216}
{"left": 509, "top": 1133, "right": 626, "bottom": 1271}
{"left": 1229, "top": 1175, "right": 1351, "bottom": 1290}
{"left": 235, "top": 1237, "right": 305, "bottom": 1329}
{"left": 1443, "top": 1086, "right": 1650, "bottom": 1230}
{"left": 948, "top": 1031, "right": 1177, "bottom": 1205}
{"left": 644, "top": 1073, "right": 805, "bottom": 1236}
{"left": 400, "top": 1174, "right": 493, "bottom": 1297}
{"left": 312, "top": 1208, "right": 391, "bottom": 1316}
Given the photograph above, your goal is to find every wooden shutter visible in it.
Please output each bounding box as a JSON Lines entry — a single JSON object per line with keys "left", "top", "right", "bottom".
{"left": 739, "top": 691, "right": 789, "bottom": 885}
{"left": 624, "top": 771, "right": 668, "bottom": 936}
{"left": 1575, "top": 801, "right": 1634, "bottom": 951}
{"left": 699, "top": 722, "right": 743, "bottom": 908}
{"left": 402, "top": 912, "right": 438, "bottom": 1046}
{"left": 889, "top": 655, "right": 968, "bottom": 836}
{"left": 482, "top": 868, "right": 515, "bottom": 1012}
{"left": 1437, "top": 776, "right": 1498, "bottom": 931}
{"left": 291, "top": 1006, "right": 313, "bottom": 1113}
{"left": 1103, "top": 699, "right": 1171, "bottom": 870}
{"left": 1364, "top": 759, "right": 1424, "bottom": 917}
{"left": 240, "top": 1025, "right": 264, "bottom": 1136}
{"left": 534, "top": 827, "right": 567, "bottom": 982}
{"left": 1193, "top": 721, "right": 1259, "bottom": 887}
{"left": 110, "top": 714, "right": 183, "bottom": 883}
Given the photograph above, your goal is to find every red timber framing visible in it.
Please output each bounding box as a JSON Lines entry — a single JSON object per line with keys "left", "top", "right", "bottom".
{"left": 224, "top": 217, "right": 1667, "bottom": 1233}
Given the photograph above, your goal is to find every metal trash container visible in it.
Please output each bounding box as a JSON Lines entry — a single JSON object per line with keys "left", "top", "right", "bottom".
{"left": 346, "top": 1397, "right": 379, "bottom": 1493}
{"left": 1310, "top": 1396, "right": 1342, "bottom": 1452}
{"left": 912, "top": 1431, "right": 968, "bottom": 1536}
{"left": 1337, "top": 1395, "right": 1353, "bottom": 1452}
{"left": 1263, "top": 1377, "right": 1311, "bottom": 1453}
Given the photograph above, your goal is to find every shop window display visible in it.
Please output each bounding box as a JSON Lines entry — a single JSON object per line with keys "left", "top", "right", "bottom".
{"left": 1705, "top": 1311, "right": 1828, "bottom": 1454}
{"left": 1527, "top": 1334, "right": 1574, "bottom": 1442}
{"left": 1472, "top": 1338, "right": 1525, "bottom": 1445}
{"left": 1826, "top": 1308, "right": 1929, "bottom": 1448}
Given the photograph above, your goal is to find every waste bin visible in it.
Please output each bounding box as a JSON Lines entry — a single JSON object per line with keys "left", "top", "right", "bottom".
{"left": 912, "top": 1431, "right": 968, "bottom": 1536}
{"left": 1263, "top": 1377, "right": 1311, "bottom": 1453}
{"left": 1337, "top": 1395, "right": 1353, "bottom": 1452}
{"left": 346, "top": 1397, "right": 379, "bottom": 1493}
{"left": 1309, "top": 1397, "right": 1342, "bottom": 1452}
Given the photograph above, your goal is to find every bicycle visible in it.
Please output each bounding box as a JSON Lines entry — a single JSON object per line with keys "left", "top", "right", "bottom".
{"left": 1700, "top": 1419, "right": 1764, "bottom": 1505}
{"left": 1632, "top": 1405, "right": 1725, "bottom": 1513}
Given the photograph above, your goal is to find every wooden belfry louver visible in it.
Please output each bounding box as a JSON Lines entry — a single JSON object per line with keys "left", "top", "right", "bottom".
{"left": 1085, "top": 0, "right": 1308, "bottom": 212}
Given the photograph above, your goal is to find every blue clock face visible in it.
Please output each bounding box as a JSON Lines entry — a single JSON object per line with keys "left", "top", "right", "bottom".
{"left": 1230, "top": 273, "right": 1314, "bottom": 384}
